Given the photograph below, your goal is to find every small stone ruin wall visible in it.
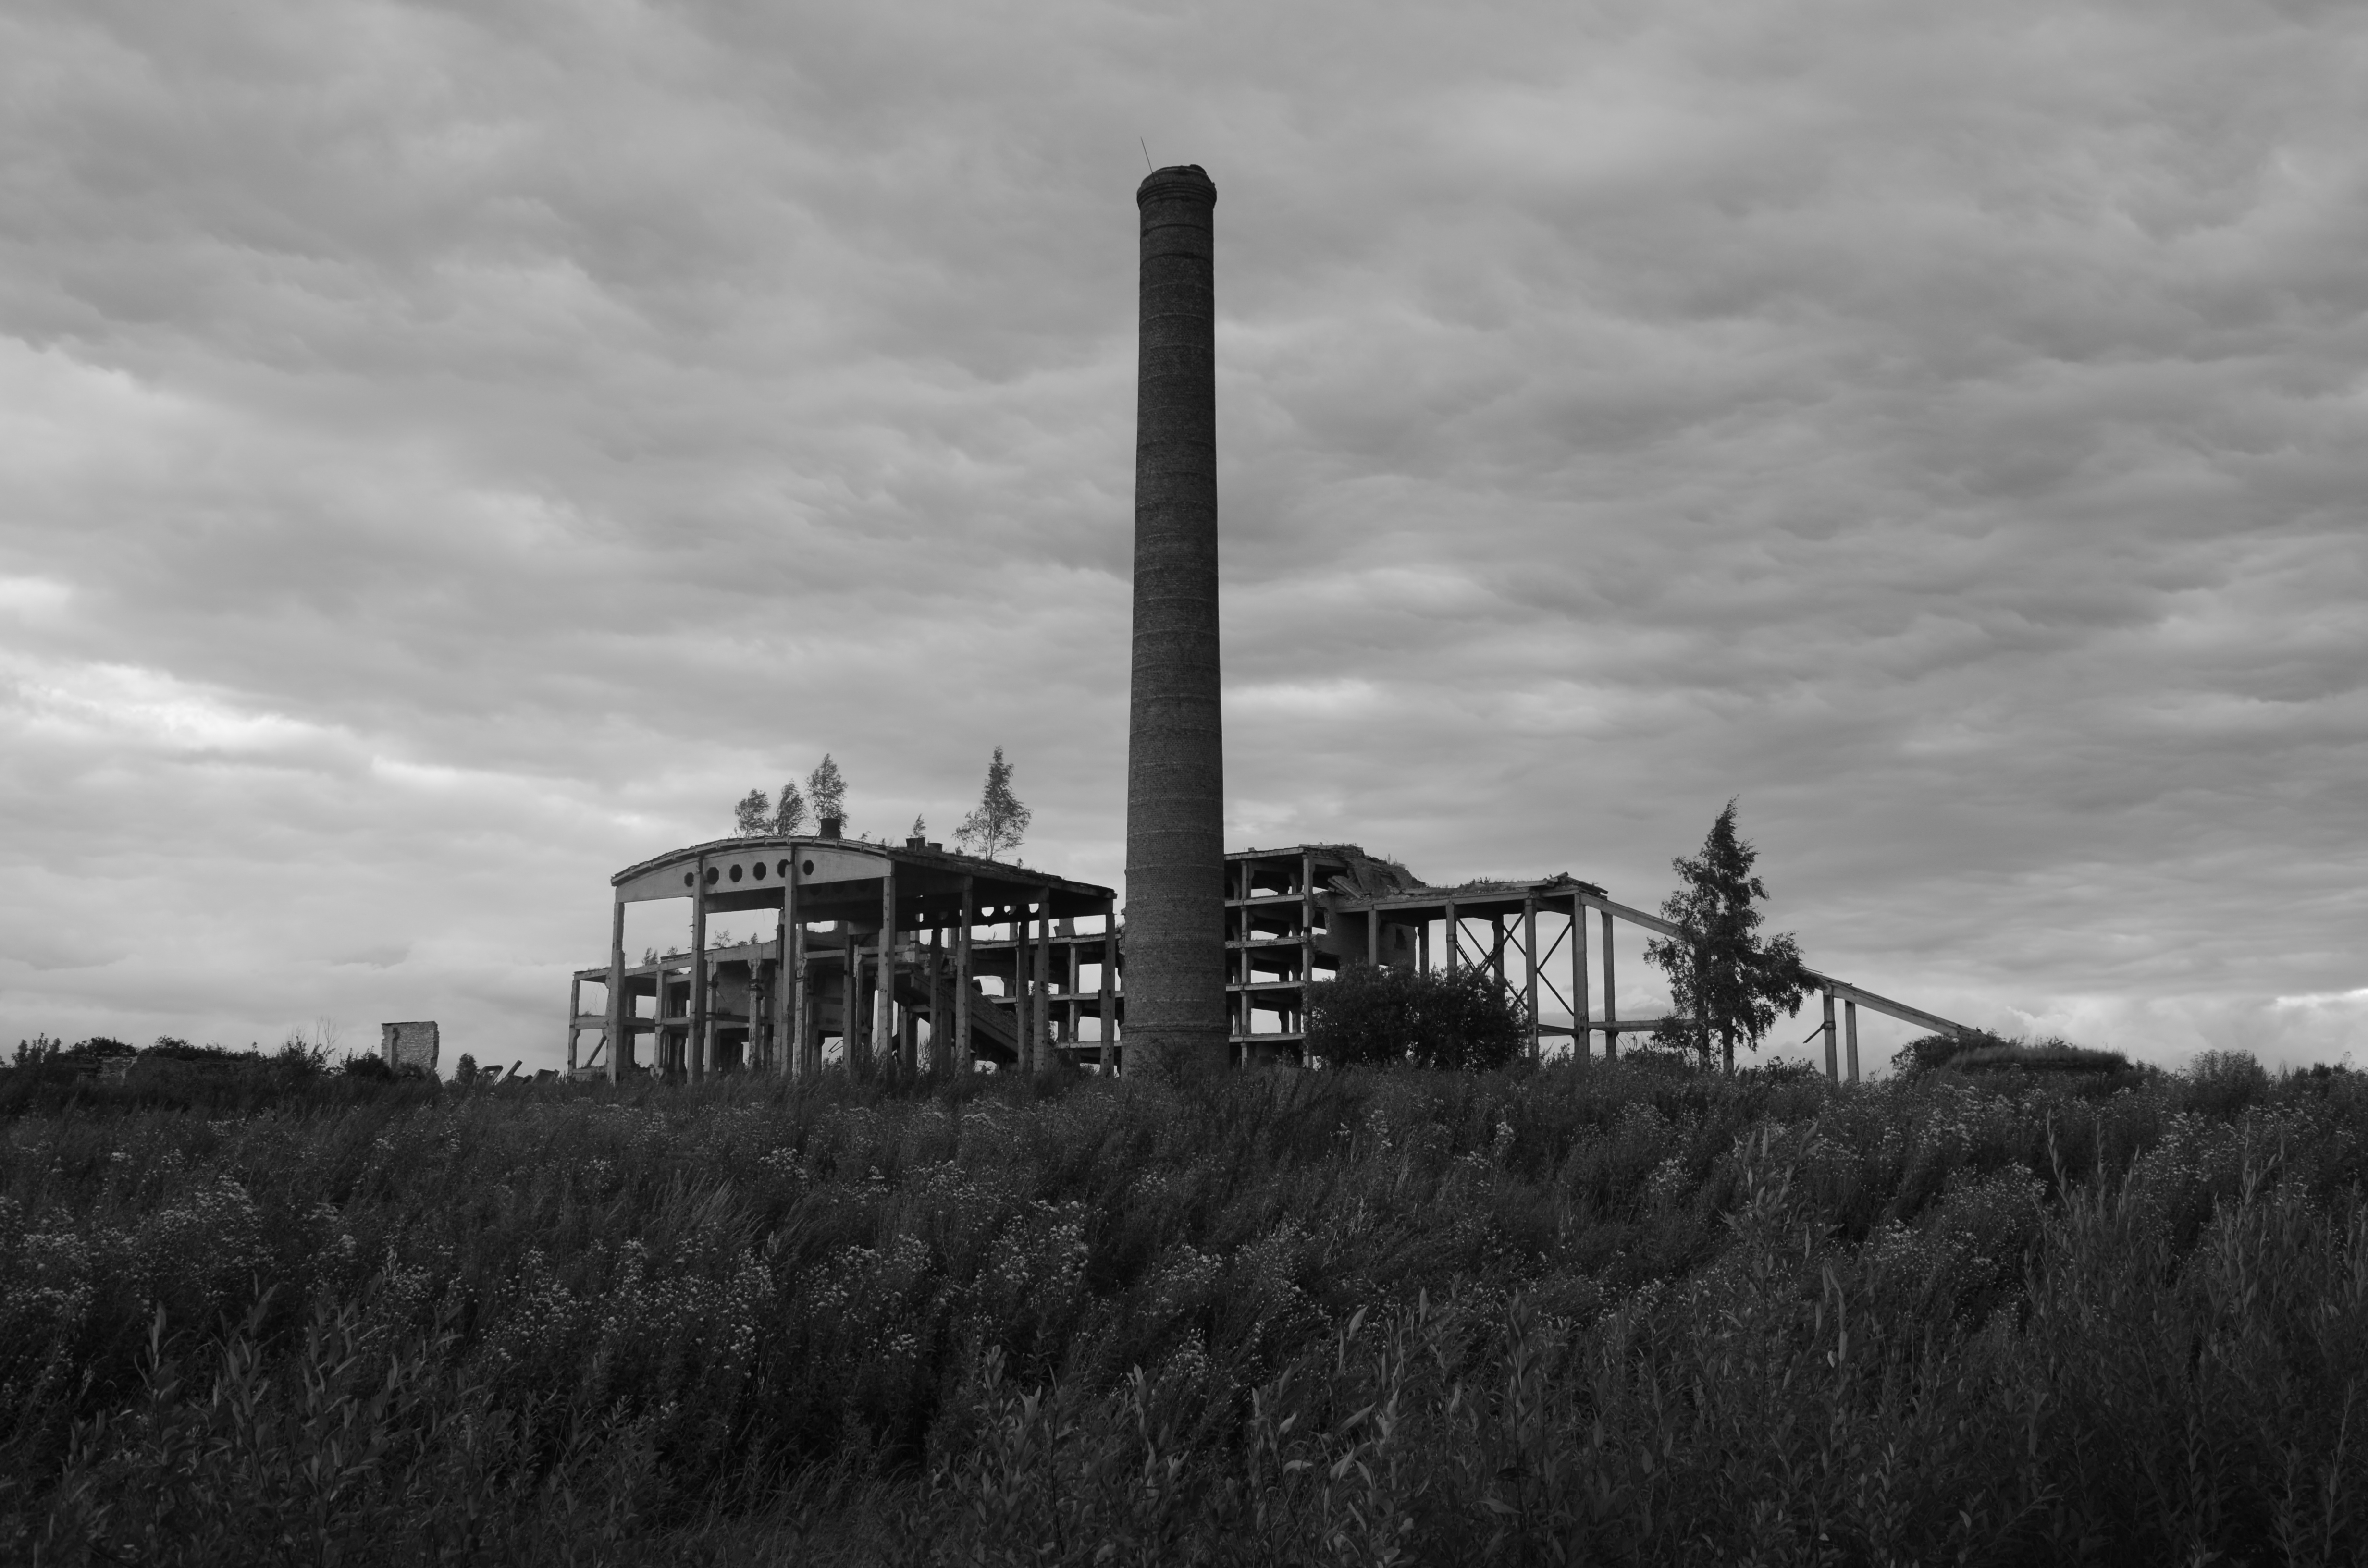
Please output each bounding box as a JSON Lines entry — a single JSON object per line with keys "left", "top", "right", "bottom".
{"left": 381, "top": 1020, "right": 440, "bottom": 1073}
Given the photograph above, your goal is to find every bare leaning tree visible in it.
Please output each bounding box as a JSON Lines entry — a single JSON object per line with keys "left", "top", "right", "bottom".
{"left": 1645, "top": 800, "right": 1810, "bottom": 1073}
{"left": 955, "top": 747, "right": 1030, "bottom": 860}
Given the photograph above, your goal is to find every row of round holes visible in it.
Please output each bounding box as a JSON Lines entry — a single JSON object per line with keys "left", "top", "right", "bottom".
{"left": 681, "top": 858, "right": 821, "bottom": 888}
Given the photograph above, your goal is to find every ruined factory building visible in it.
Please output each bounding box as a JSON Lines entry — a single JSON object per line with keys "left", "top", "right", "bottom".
{"left": 567, "top": 832, "right": 1120, "bottom": 1083}
{"left": 570, "top": 839, "right": 1969, "bottom": 1081}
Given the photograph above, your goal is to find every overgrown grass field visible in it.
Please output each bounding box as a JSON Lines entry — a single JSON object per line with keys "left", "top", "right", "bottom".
{"left": 2, "top": 1050, "right": 2363, "bottom": 1565}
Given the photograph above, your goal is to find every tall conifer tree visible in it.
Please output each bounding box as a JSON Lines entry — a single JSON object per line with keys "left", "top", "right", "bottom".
{"left": 1645, "top": 801, "right": 1810, "bottom": 1071}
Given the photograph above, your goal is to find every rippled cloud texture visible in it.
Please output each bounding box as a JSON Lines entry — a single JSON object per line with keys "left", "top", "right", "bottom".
{"left": 2, "top": 0, "right": 2362, "bottom": 1069}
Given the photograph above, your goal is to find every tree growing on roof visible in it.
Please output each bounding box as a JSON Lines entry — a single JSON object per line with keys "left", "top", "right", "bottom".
{"left": 807, "top": 754, "right": 847, "bottom": 831}
{"left": 955, "top": 747, "right": 1030, "bottom": 860}
{"left": 1644, "top": 800, "right": 1809, "bottom": 1073}
{"left": 734, "top": 767, "right": 827, "bottom": 836}
{"left": 773, "top": 778, "right": 807, "bottom": 834}
{"left": 733, "top": 788, "right": 773, "bottom": 836}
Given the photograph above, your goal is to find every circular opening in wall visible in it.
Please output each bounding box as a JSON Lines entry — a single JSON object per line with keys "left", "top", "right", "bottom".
{"left": 777, "top": 860, "right": 790, "bottom": 877}
{"left": 704, "top": 867, "right": 719, "bottom": 886}
{"left": 728, "top": 864, "right": 744, "bottom": 883}
{"left": 752, "top": 862, "right": 767, "bottom": 880}
{"left": 682, "top": 872, "right": 693, "bottom": 887}
{"left": 801, "top": 859, "right": 815, "bottom": 876}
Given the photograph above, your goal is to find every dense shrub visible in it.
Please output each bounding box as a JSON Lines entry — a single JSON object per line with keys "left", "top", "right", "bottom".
{"left": 1891, "top": 1028, "right": 2004, "bottom": 1074}
{"left": 0, "top": 1038, "right": 358, "bottom": 1118}
{"left": 1304, "top": 962, "right": 1529, "bottom": 1070}
{"left": 1955, "top": 1040, "right": 2135, "bottom": 1075}
{"left": 6, "top": 1036, "right": 136, "bottom": 1077}
{"left": 0, "top": 1055, "right": 2362, "bottom": 1564}
{"left": 1892, "top": 1029, "right": 2137, "bottom": 1081}
{"left": 2187, "top": 1047, "right": 2273, "bottom": 1113}
{"left": 136, "top": 1037, "right": 233, "bottom": 1063}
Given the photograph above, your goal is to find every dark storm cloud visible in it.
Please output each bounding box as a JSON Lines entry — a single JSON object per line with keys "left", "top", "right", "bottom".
{"left": 1, "top": 0, "right": 2361, "bottom": 1065}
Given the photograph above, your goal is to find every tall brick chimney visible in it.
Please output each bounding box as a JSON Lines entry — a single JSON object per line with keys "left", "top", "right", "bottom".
{"left": 1124, "top": 164, "right": 1229, "bottom": 1074}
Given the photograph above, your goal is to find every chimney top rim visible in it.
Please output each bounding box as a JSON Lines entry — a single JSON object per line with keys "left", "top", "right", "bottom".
{"left": 1136, "top": 164, "right": 1215, "bottom": 206}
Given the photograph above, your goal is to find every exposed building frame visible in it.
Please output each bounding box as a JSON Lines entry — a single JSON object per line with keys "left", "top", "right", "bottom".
{"left": 1208, "top": 843, "right": 1968, "bottom": 1074}
{"left": 571, "top": 837, "right": 1967, "bottom": 1083}
{"left": 574, "top": 833, "right": 1120, "bottom": 1079}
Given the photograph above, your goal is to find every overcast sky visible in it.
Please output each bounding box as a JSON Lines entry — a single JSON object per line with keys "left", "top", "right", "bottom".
{"left": 2, "top": 0, "right": 2362, "bottom": 1073}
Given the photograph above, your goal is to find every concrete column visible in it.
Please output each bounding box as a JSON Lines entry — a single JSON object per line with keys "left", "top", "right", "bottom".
{"left": 702, "top": 969, "right": 717, "bottom": 1079}
{"left": 787, "top": 857, "right": 808, "bottom": 1077}
{"left": 1570, "top": 895, "right": 1590, "bottom": 1068}
{"left": 1035, "top": 891, "right": 1053, "bottom": 1070}
{"left": 1100, "top": 895, "right": 1118, "bottom": 1074}
{"left": 648, "top": 969, "right": 664, "bottom": 1076}
{"left": 1020, "top": 897, "right": 1039, "bottom": 1072}
{"left": 1822, "top": 989, "right": 1839, "bottom": 1081}
{"left": 1298, "top": 853, "right": 1315, "bottom": 1051}
{"left": 1445, "top": 900, "right": 1459, "bottom": 977}
{"left": 956, "top": 877, "right": 974, "bottom": 1073}
{"left": 690, "top": 858, "right": 708, "bottom": 1083}
{"left": 1522, "top": 894, "right": 1540, "bottom": 1061}
{"left": 1234, "top": 936, "right": 1248, "bottom": 1043}
{"left": 771, "top": 888, "right": 791, "bottom": 1077}
{"left": 842, "top": 931, "right": 860, "bottom": 1072}
{"left": 745, "top": 973, "right": 763, "bottom": 1073}
{"left": 607, "top": 897, "right": 629, "bottom": 1084}
{"left": 766, "top": 969, "right": 779, "bottom": 1074}
{"left": 999, "top": 904, "right": 1019, "bottom": 1073}
{"left": 1231, "top": 863, "right": 1247, "bottom": 1044}
{"left": 1601, "top": 909, "right": 1618, "bottom": 1062}
{"left": 1124, "top": 163, "right": 1228, "bottom": 1076}
{"left": 876, "top": 866, "right": 897, "bottom": 1077}
{"left": 1022, "top": 902, "right": 1038, "bottom": 1073}
{"left": 1845, "top": 999, "right": 1861, "bottom": 1085}
{"left": 929, "top": 923, "right": 947, "bottom": 1076}
{"left": 1061, "top": 923, "right": 1080, "bottom": 1056}
{"left": 1011, "top": 903, "right": 1027, "bottom": 1074}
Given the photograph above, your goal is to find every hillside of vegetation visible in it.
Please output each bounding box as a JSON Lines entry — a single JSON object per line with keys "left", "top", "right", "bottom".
{"left": 2, "top": 1048, "right": 2363, "bottom": 1566}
